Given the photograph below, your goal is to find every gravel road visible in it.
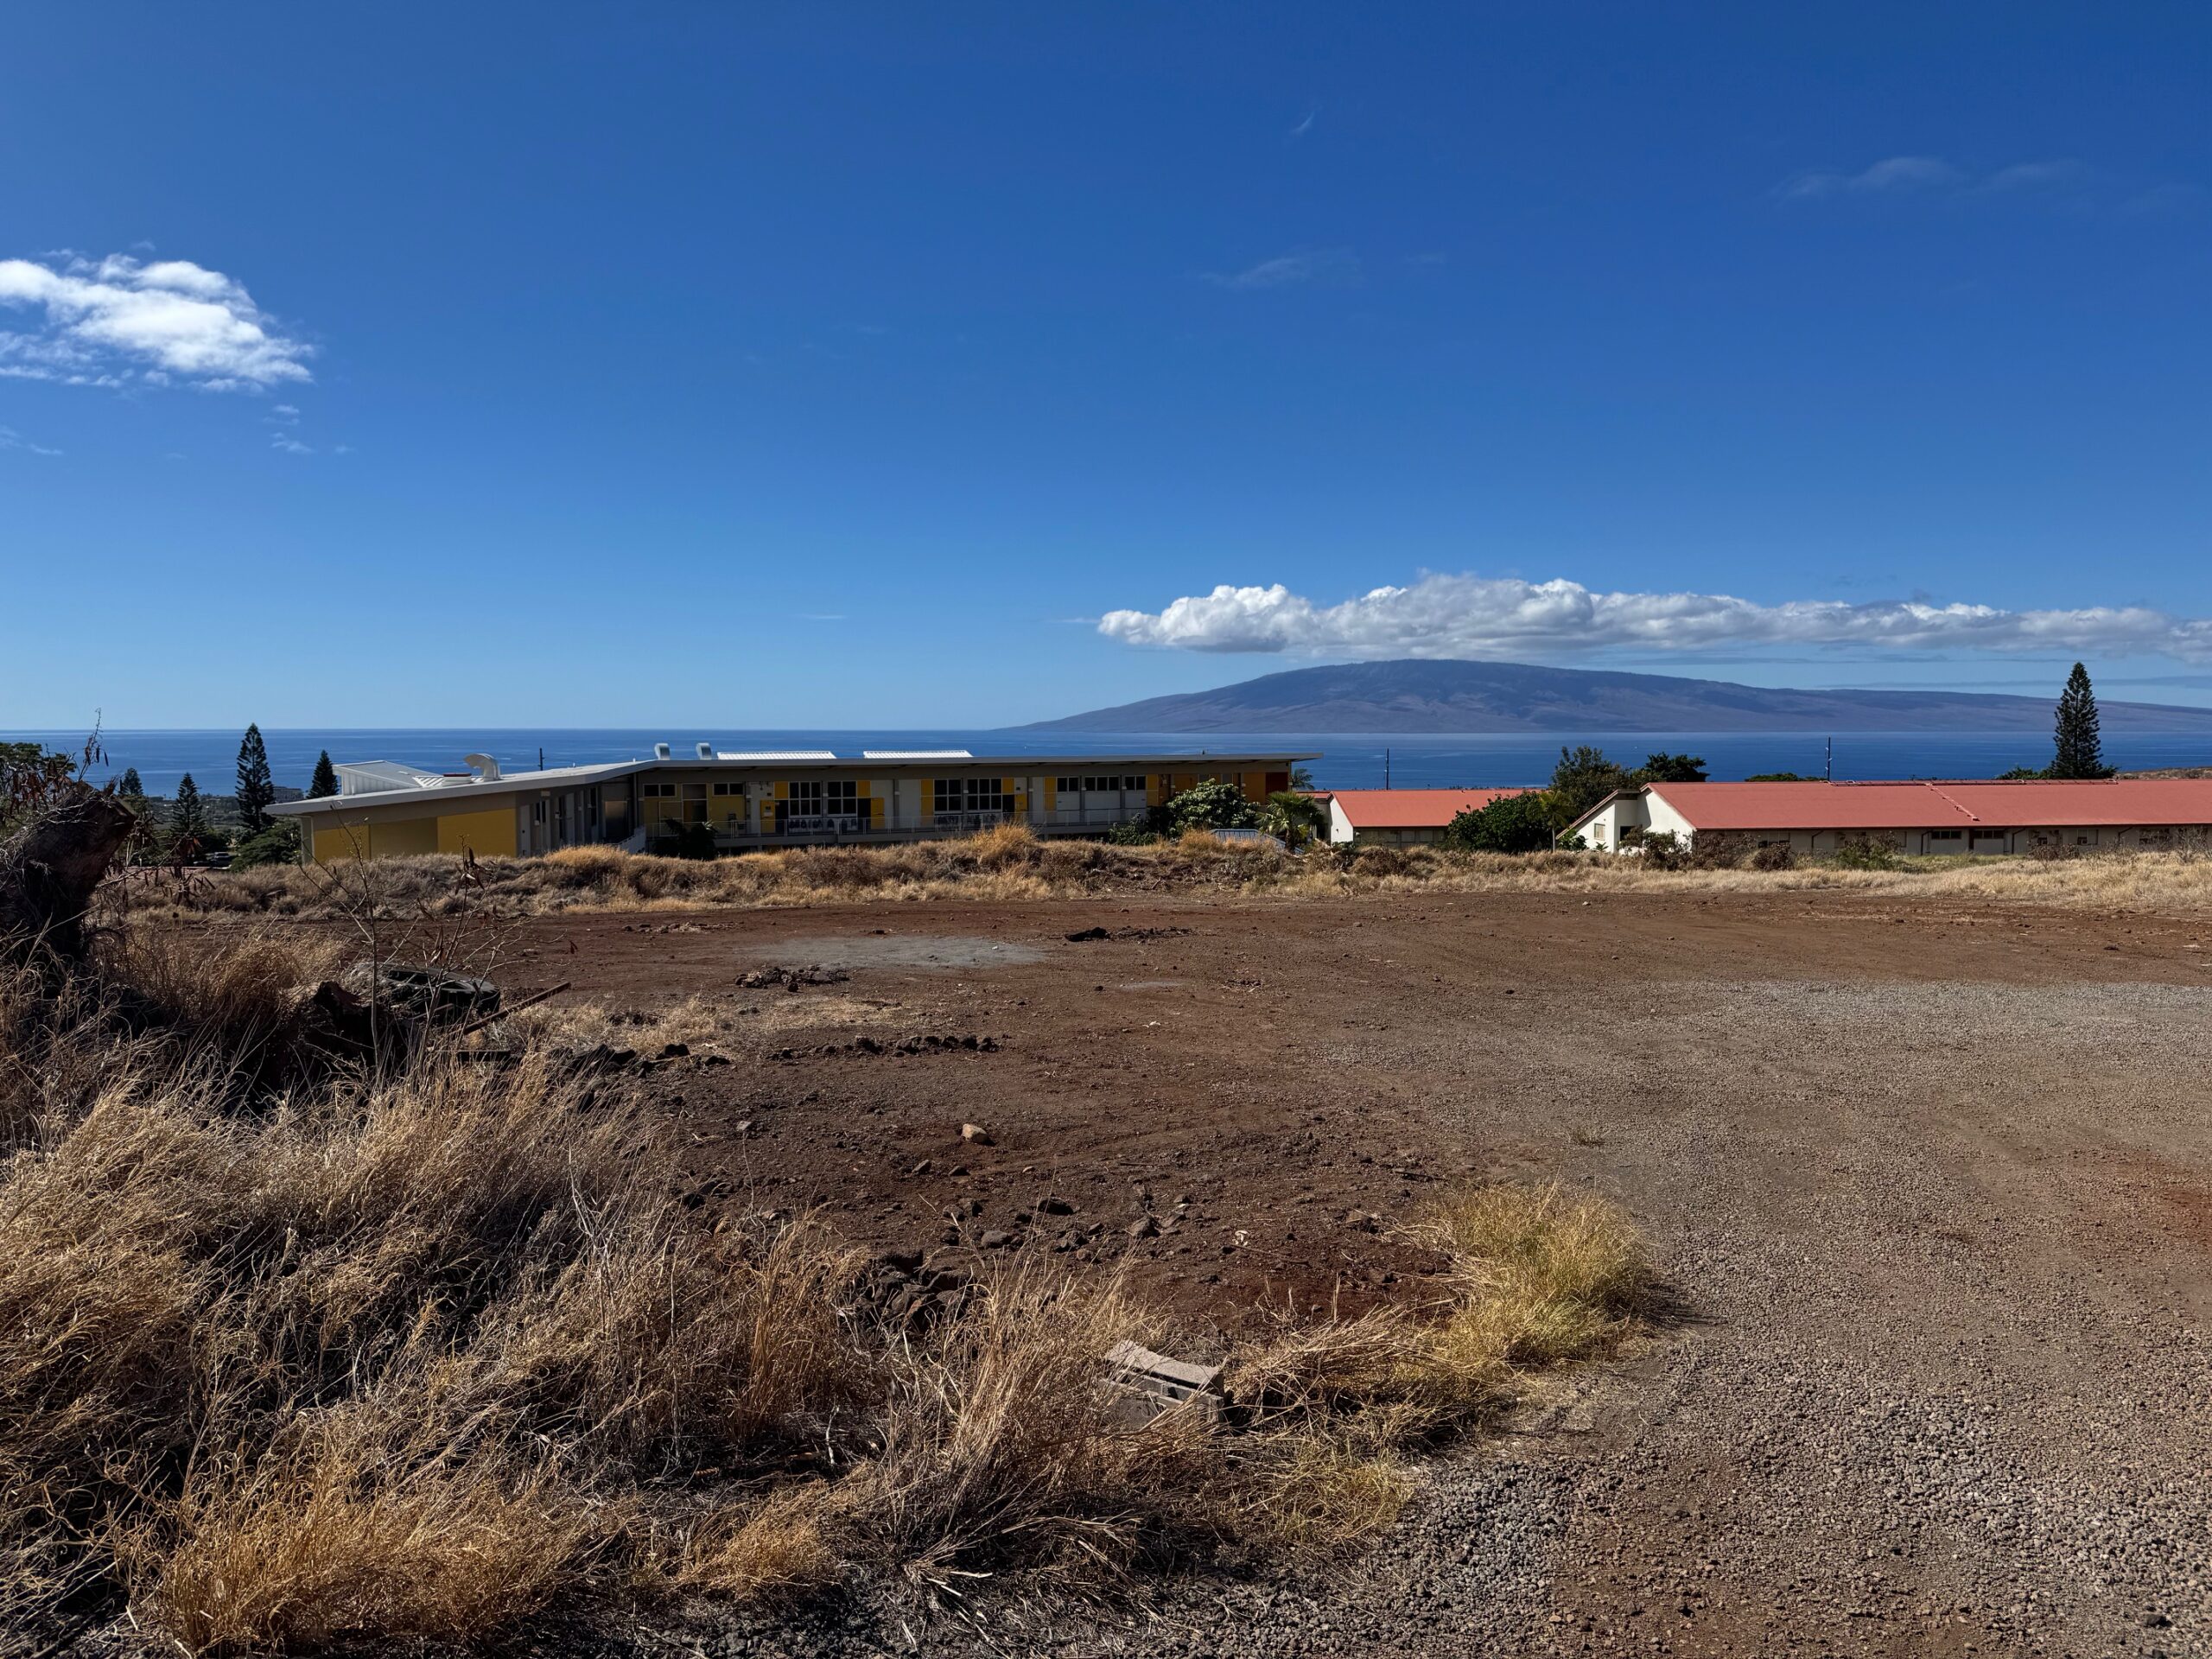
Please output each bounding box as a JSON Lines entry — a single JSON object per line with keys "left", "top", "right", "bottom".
{"left": 518, "top": 894, "right": 2212, "bottom": 1657}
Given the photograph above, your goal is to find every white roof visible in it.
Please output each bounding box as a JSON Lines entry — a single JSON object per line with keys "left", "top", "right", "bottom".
{"left": 716, "top": 750, "right": 838, "bottom": 761}
{"left": 861, "top": 749, "right": 973, "bottom": 759}
{"left": 335, "top": 760, "right": 454, "bottom": 795}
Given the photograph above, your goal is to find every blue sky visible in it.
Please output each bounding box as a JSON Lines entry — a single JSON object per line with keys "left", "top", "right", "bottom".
{"left": 3, "top": 3, "right": 2210, "bottom": 728}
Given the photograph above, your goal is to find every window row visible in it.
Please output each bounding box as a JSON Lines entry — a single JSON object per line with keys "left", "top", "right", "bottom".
{"left": 1054, "top": 774, "right": 1147, "bottom": 793}
{"left": 934, "top": 779, "right": 1011, "bottom": 814}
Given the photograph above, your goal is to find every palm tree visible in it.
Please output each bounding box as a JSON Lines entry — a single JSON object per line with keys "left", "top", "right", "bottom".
{"left": 1260, "top": 790, "right": 1327, "bottom": 849}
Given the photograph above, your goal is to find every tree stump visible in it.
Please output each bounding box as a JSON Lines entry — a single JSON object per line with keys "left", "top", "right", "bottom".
{"left": 0, "top": 794, "right": 137, "bottom": 965}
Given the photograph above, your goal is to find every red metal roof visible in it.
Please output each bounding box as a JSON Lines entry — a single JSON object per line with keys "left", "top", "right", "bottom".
{"left": 1643, "top": 778, "right": 2212, "bottom": 831}
{"left": 1332, "top": 787, "right": 1532, "bottom": 830}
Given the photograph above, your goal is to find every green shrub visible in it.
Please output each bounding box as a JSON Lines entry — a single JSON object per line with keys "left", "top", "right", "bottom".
{"left": 228, "top": 819, "right": 302, "bottom": 869}
{"left": 1830, "top": 834, "right": 1901, "bottom": 870}
{"left": 1165, "top": 780, "right": 1259, "bottom": 833}
{"left": 1444, "top": 791, "right": 1556, "bottom": 854}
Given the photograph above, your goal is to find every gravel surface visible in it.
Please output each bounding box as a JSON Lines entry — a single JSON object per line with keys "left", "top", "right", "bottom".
{"left": 283, "top": 893, "right": 2212, "bottom": 1657}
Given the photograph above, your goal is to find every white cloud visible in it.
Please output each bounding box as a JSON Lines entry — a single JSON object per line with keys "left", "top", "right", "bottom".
{"left": 1202, "top": 249, "right": 1361, "bottom": 289}
{"left": 1776, "top": 155, "right": 2114, "bottom": 202}
{"left": 0, "top": 251, "right": 311, "bottom": 390}
{"left": 0, "top": 426, "right": 60, "bottom": 456}
{"left": 1984, "top": 160, "right": 2097, "bottom": 193}
{"left": 1098, "top": 574, "right": 2212, "bottom": 664}
{"left": 1778, "top": 156, "right": 1969, "bottom": 199}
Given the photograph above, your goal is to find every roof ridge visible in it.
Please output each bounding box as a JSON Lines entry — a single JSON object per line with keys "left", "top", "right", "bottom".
{"left": 1915, "top": 780, "right": 1980, "bottom": 824}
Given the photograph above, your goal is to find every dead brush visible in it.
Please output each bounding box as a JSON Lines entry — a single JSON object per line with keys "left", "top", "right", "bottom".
{"left": 854, "top": 1268, "right": 1223, "bottom": 1590}
{"left": 674, "top": 1484, "right": 846, "bottom": 1603}
{"left": 124, "top": 1417, "right": 594, "bottom": 1654}
{"left": 98, "top": 925, "right": 340, "bottom": 1064}
{"left": 461, "top": 1207, "right": 868, "bottom": 1467}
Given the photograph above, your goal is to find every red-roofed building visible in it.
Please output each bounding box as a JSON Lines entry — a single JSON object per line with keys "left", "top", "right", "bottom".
{"left": 1326, "top": 787, "right": 1534, "bottom": 846}
{"left": 1570, "top": 778, "right": 2212, "bottom": 858}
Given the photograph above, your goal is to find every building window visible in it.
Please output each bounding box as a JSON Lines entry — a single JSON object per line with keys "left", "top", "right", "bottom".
{"left": 789, "top": 779, "right": 858, "bottom": 815}
{"left": 934, "top": 779, "right": 1010, "bottom": 816}
{"left": 640, "top": 782, "right": 677, "bottom": 799}
{"left": 1056, "top": 774, "right": 1144, "bottom": 793}
{"left": 779, "top": 779, "right": 861, "bottom": 831}
{"left": 712, "top": 781, "right": 744, "bottom": 796}
{"left": 1929, "top": 830, "right": 1962, "bottom": 842}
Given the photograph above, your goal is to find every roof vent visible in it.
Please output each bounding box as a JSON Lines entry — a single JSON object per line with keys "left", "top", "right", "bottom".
{"left": 463, "top": 753, "right": 501, "bottom": 782}
{"left": 696, "top": 741, "right": 714, "bottom": 760}
{"left": 653, "top": 742, "right": 671, "bottom": 760}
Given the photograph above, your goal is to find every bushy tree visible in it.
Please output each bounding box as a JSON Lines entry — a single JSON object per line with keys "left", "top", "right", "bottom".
{"left": 1996, "top": 765, "right": 2048, "bottom": 781}
{"left": 1166, "top": 779, "right": 1260, "bottom": 833}
{"left": 235, "top": 723, "right": 276, "bottom": 833}
{"left": 308, "top": 750, "right": 339, "bottom": 798}
{"left": 230, "top": 817, "right": 302, "bottom": 868}
{"left": 1744, "top": 772, "right": 1811, "bottom": 783}
{"left": 171, "top": 773, "right": 213, "bottom": 849}
{"left": 1633, "top": 753, "right": 1707, "bottom": 784}
{"left": 2050, "top": 663, "right": 2111, "bottom": 779}
{"left": 1544, "top": 745, "right": 1631, "bottom": 830}
{"left": 1445, "top": 791, "right": 1557, "bottom": 853}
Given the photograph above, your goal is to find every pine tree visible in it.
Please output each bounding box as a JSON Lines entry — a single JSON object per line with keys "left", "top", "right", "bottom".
{"left": 235, "top": 723, "right": 276, "bottom": 833}
{"left": 2050, "top": 663, "right": 2109, "bottom": 779}
{"left": 118, "top": 766, "right": 143, "bottom": 798}
{"left": 308, "top": 750, "right": 339, "bottom": 798}
{"left": 171, "top": 773, "right": 208, "bottom": 847}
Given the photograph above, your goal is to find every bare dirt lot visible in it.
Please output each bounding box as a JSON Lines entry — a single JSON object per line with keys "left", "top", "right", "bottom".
{"left": 444, "top": 889, "right": 2212, "bottom": 1656}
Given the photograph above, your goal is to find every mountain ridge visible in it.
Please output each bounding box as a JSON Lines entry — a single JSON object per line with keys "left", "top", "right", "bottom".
{"left": 1018, "top": 659, "right": 2212, "bottom": 734}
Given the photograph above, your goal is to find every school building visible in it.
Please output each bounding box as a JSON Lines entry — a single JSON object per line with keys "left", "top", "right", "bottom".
{"left": 1567, "top": 778, "right": 2212, "bottom": 857}
{"left": 265, "top": 745, "right": 1315, "bottom": 862}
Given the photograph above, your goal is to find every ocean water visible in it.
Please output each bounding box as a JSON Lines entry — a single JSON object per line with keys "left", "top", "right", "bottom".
{"left": 10, "top": 726, "right": 2212, "bottom": 796}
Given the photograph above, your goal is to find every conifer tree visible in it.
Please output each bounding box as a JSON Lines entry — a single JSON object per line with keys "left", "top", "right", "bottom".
{"left": 118, "top": 766, "right": 143, "bottom": 798}
{"left": 2050, "top": 663, "right": 2109, "bottom": 779}
{"left": 235, "top": 723, "right": 276, "bottom": 833}
{"left": 171, "top": 773, "right": 208, "bottom": 847}
{"left": 308, "top": 750, "right": 339, "bottom": 798}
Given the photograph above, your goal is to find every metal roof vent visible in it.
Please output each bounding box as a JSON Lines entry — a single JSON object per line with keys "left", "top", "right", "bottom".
{"left": 696, "top": 741, "right": 714, "bottom": 760}
{"left": 654, "top": 742, "right": 671, "bottom": 760}
{"left": 463, "top": 753, "right": 501, "bottom": 782}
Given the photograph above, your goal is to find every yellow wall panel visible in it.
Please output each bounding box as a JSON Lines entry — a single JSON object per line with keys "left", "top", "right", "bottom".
{"left": 312, "top": 823, "right": 369, "bottom": 862}
{"left": 436, "top": 806, "right": 517, "bottom": 858}
{"left": 371, "top": 817, "right": 440, "bottom": 857}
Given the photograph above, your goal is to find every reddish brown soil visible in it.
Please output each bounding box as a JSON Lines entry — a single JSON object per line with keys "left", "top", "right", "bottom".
{"left": 353, "top": 888, "right": 2212, "bottom": 1652}
{"left": 485, "top": 891, "right": 2212, "bottom": 1330}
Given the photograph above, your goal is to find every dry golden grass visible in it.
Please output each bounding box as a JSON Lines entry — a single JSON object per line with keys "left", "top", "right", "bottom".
{"left": 676, "top": 1486, "right": 844, "bottom": 1603}
{"left": 1, "top": 924, "right": 1656, "bottom": 1650}
{"left": 114, "top": 833, "right": 2212, "bottom": 930}
{"left": 130, "top": 1432, "right": 592, "bottom": 1653}
{"left": 1414, "top": 1183, "right": 1652, "bottom": 1369}
{"left": 855, "top": 1269, "right": 1222, "bottom": 1589}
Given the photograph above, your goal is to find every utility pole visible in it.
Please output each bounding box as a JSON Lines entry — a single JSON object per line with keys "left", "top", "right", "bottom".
{"left": 1384, "top": 747, "right": 1391, "bottom": 789}
{"left": 1825, "top": 737, "right": 1832, "bottom": 782}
